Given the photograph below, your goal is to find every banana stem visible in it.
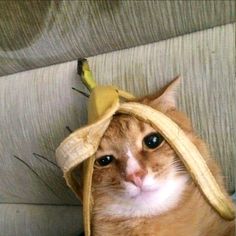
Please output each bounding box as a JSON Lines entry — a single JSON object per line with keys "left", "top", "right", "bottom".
{"left": 78, "top": 59, "right": 97, "bottom": 91}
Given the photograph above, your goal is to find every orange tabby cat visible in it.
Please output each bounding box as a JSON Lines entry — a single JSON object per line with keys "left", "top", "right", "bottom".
{"left": 89, "top": 79, "right": 235, "bottom": 236}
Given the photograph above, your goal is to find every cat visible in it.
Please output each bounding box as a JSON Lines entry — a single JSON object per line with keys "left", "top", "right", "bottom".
{"left": 81, "top": 78, "right": 235, "bottom": 236}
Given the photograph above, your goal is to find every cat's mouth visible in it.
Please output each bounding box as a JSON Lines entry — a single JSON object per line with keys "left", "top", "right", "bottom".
{"left": 124, "top": 181, "right": 160, "bottom": 198}
{"left": 133, "top": 190, "right": 158, "bottom": 200}
{"left": 134, "top": 186, "right": 160, "bottom": 197}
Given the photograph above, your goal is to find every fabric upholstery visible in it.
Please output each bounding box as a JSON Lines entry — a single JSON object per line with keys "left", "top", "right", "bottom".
{"left": 0, "top": 0, "right": 235, "bottom": 76}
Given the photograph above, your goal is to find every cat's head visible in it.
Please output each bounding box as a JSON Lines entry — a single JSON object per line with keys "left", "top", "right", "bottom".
{"left": 92, "top": 78, "right": 198, "bottom": 217}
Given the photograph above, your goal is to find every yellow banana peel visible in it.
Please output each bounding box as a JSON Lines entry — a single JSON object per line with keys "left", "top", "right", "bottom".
{"left": 56, "top": 59, "right": 235, "bottom": 236}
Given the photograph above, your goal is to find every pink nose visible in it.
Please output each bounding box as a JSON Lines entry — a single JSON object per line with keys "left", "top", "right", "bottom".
{"left": 126, "top": 170, "right": 147, "bottom": 188}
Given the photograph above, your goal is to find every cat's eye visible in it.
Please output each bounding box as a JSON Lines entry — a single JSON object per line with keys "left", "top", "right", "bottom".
{"left": 143, "top": 132, "right": 164, "bottom": 150}
{"left": 96, "top": 155, "right": 114, "bottom": 166}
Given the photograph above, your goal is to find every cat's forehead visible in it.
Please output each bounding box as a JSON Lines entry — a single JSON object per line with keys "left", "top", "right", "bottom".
{"left": 103, "top": 114, "right": 152, "bottom": 138}
{"left": 98, "top": 114, "right": 156, "bottom": 152}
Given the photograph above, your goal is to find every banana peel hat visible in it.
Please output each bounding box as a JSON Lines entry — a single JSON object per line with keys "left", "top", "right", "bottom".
{"left": 56, "top": 60, "right": 235, "bottom": 236}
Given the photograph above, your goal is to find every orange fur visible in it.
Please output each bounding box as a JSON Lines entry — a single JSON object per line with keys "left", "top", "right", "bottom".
{"left": 86, "top": 79, "right": 234, "bottom": 235}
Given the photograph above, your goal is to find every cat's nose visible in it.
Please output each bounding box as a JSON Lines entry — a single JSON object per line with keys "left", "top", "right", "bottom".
{"left": 125, "top": 169, "right": 147, "bottom": 188}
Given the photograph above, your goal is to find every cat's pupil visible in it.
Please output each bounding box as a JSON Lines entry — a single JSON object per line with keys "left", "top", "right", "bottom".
{"left": 97, "top": 155, "right": 114, "bottom": 166}
{"left": 143, "top": 132, "right": 164, "bottom": 149}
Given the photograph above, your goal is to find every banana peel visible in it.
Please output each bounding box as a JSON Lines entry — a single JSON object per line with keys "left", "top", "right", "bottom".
{"left": 56, "top": 60, "right": 235, "bottom": 236}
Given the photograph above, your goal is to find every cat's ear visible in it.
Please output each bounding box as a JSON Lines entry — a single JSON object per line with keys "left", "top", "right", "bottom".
{"left": 147, "top": 76, "right": 181, "bottom": 111}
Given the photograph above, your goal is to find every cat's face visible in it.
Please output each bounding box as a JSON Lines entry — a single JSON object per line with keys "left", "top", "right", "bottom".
{"left": 92, "top": 78, "right": 191, "bottom": 218}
